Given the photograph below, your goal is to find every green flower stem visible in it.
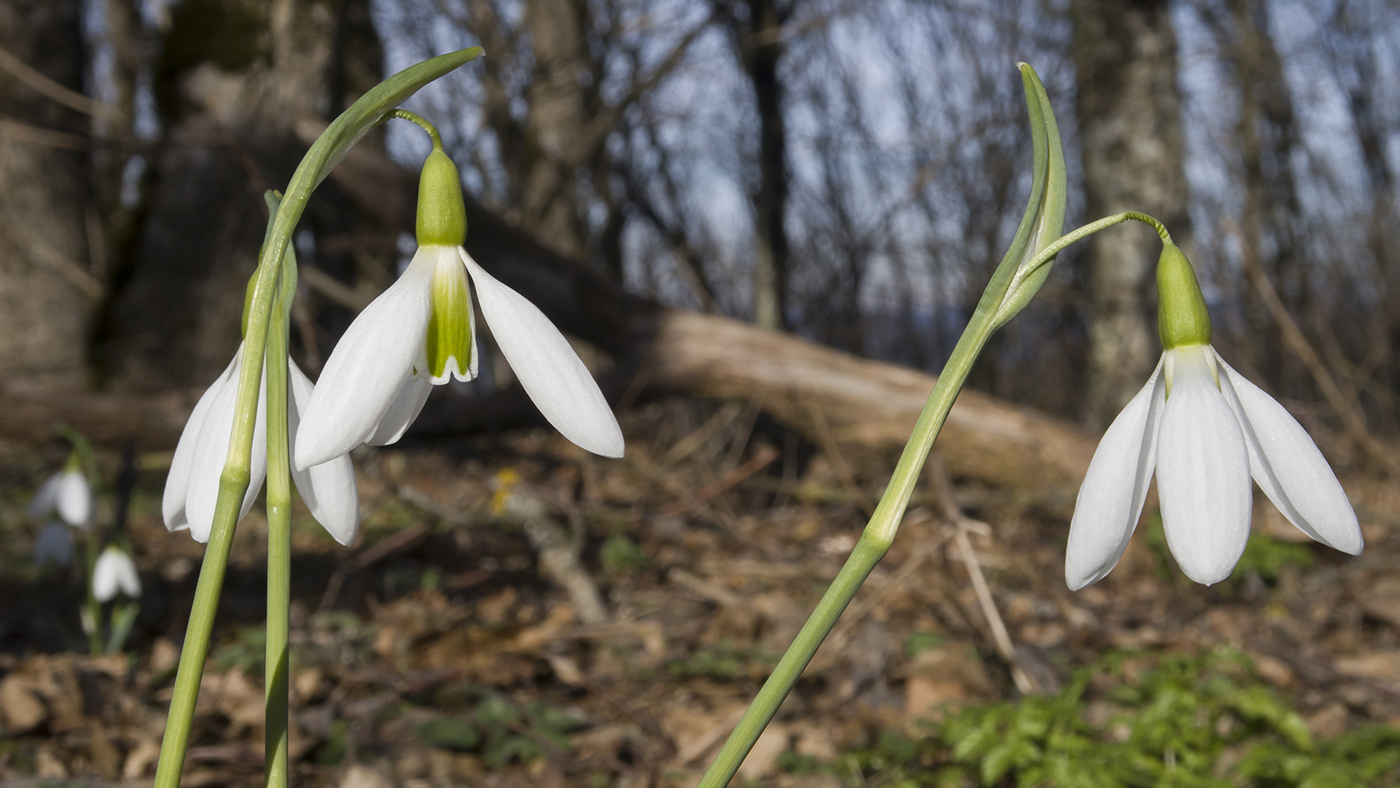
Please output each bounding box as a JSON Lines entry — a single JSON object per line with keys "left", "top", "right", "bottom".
{"left": 264, "top": 272, "right": 294, "bottom": 788}
{"left": 152, "top": 456, "right": 253, "bottom": 788}
{"left": 695, "top": 212, "right": 1170, "bottom": 788}
{"left": 1013, "top": 210, "right": 1171, "bottom": 289}
{"left": 153, "top": 200, "right": 282, "bottom": 788}
{"left": 84, "top": 533, "right": 101, "bottom": 656}
{"left": 695, "top": 296, "right": 995, "bottom": 788}
{"left": 392, "top": 109, "right": 443, "bottom": 150}
{"left": 151, "top": 49, "right": 482, "bottom": 786}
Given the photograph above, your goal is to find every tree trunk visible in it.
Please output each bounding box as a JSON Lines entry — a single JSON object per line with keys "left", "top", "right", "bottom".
{"left": 519, "top": 0, "right": 591, "bottom": 260}
{"left": 1228, "top": 0, "right": 1305, "bottom": 397}
{"left": 1071, "top": 0, "right": 1189, "bottom": 429}
{"left": 97, "top": 0, "right": 384, "bottom": 389}
{"left": 743, "top": 0, "right": 791, "bottom": 331}
{"left": 0, "top": 0, "right": 91, "bottom": 387}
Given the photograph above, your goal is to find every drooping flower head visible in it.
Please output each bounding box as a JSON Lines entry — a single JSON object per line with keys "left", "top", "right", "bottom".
{"left": 162, "top": 242, "right": 360, "bottom": 546}
{"left": 293, "top": 145, "right": 624, "bottom": 470}
{"left": 1067, "top": 243, "right": 1362, "bottom": 588}
{"left": 92, "top": 545, "right": 141, "bottom": 602}
{"left": 161, "top": 342, "right": 361, "bottom": 546}
{"left": 30, "top": 456, "right": 93, "bottom": 530}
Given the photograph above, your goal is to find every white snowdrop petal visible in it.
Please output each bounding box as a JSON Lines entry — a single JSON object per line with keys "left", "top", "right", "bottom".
{"left": 117, "top": 554, "right": 142, "bottom": 598}
{"left": 92, "top": 547, "right": 139, "bottom": 602}
{"left": 1155, "top": 346, "right": 1252, "bottom": 585}
{"left": 461, "top": 249, "right": 624, "bottom": 458}
{"left": 91, "top": 552, "right": 118, "bottom": 603}
{"left": 295, "top": 252, "right": 434, "bottom": 469}
{"left": 1066, "top": 357, "right": 1166, "bottom": 589}
{"left": 186, "top": 346, "right": 268, "bottom": 543}
{"left": 289, "top": 362, "right": 360, "bottom": 546}
{"left": 1215, "top": 353, "right": 1362, "bottom": 554}
{"left": 366, "top": 374, "right": 434, "bottom": 447}
{"left": 163, "top": 356, "right": 236, "bottom": 532}
{"left": 55, "top": 469, "right": 92, "bottom": 529}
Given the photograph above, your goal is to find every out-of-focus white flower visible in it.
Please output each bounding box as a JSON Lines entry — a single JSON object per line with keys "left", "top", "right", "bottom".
{"left": 33, "top": 522, "right": 74, "bottom": 567}
{"left": 92, "top": 545, "right": 141, "bottom": 601}
{"left": 294, "top": 149, "right": 623, "bottom": 470}
{"left": 29, "top": 466, "right": 92, "bottom": 529}
{"left": 162, "top": 341, "right": 360, "bottom": 545}
{"left": 1067, "top": 244, "right": 1362, "bottom": 588}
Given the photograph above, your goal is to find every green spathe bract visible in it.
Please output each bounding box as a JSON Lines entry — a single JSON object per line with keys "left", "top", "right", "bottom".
{"left": 986, "top": 64, "right": 1068, "bottom": 330}
{"left": 1156, "top": 242, "right": 1212, "bottom": 349}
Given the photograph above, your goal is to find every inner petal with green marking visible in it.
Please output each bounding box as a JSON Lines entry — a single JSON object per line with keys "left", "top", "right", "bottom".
{"left": 425, "top": 245, "right": 474, "bottom": 383}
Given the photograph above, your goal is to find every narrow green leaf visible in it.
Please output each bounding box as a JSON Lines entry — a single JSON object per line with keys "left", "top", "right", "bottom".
{"left": 984, "top": 63, "right": 1068, "bottom": 330}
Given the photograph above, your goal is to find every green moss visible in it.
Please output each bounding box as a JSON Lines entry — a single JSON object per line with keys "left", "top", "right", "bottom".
{"left": 808, "top": 648, "right": 1400, "bottom": 787}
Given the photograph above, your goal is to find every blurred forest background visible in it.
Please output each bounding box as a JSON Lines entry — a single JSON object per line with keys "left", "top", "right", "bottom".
{"left": 3, "top": 0, "right": 1398, "bottom": 434}
{"left": 3, "top": 0, "right": 1400, "bottom": 786}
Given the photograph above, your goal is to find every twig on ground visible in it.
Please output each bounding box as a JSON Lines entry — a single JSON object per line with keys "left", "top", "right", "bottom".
{"left": 807, "top": 402, "right": 876, "bottom": 515}
{"left": 656, "top": 445, "right": 780, "bottom": 518}
{"left": 926, "top": 454, "right": 1039, "bottom": 694}
{"left": 501, "top": 482, "right": 609, "bottom": 626}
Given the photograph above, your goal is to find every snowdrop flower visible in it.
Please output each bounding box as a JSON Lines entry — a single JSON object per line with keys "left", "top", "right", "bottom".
{"left": 294, "top": 147, "right": 623, "bottom": 470}
{"left": 33, "top": 522, "right": 74, "bottom": 567}
{"left": 1067, "top": 244, "right": 1362, "bottom": 588}
{"left": 92, "top": 545, "right": 141, "bottom": 602}
{"left": 29, "top": 463, "right": 92, "bottom": 529}
{"left": 162, "top": 341, "right": 360, "bottom": 545}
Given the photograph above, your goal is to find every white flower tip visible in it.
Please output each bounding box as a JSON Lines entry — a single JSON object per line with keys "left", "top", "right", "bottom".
{"left": 292, "top": 440, "right": 315, "bottom": 473}
{"left": 1064, "top": 559, "right": 1108, "bottom": 592}
{"left": 1176, "top": 552, "right": 1239, "bottom": 587}
{"left": 293, "top": 432, "right": 339, "bottom": 474}
{"left": 585, "top": 423, "right": 625, "bottom": 459}
{"left": 1329, "top": 522, "right": 1364, "bottom": 555}
{"left": 1160, "top": 532, "right": 1251, "bottom": 585}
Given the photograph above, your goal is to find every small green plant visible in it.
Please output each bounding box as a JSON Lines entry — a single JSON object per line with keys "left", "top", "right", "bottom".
{"left": 818, "top": 648, "right": 1400, "bottom": 787}
{"left": 415, "top": 692, "right": 583, "bottom": 768}
{"left": 212, "top": 625, "right": 268, "bottom": 673}
{"left": 905, "top": 631, "right": 948, "bottom": 658}
{"left": 669, "top": 640, "right": 778, "bottom": 680}
{"left": 600, "top": 531, "right": 649, "bottom": 575}
{"left": 1230, "top": 534, "right": 1314, "bottom": 584}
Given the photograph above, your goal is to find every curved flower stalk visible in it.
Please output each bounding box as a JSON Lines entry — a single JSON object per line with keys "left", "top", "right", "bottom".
{"left": 295, "top": 139, "right": 624, "bottom": 470}
{"left": 162, "top": 341, "right": 360, "bottom": 545}
{"left": 92, "top": 545, "right": 142, "bottom": 602}
{"left": 153, "top": 51, "right": 485, "bottom": 788}
{"left": 30, "top": 464, "right": 92, "bottom": 529}
{"left": 1067, "top": 244, "right": 1363, "bottom": 588}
